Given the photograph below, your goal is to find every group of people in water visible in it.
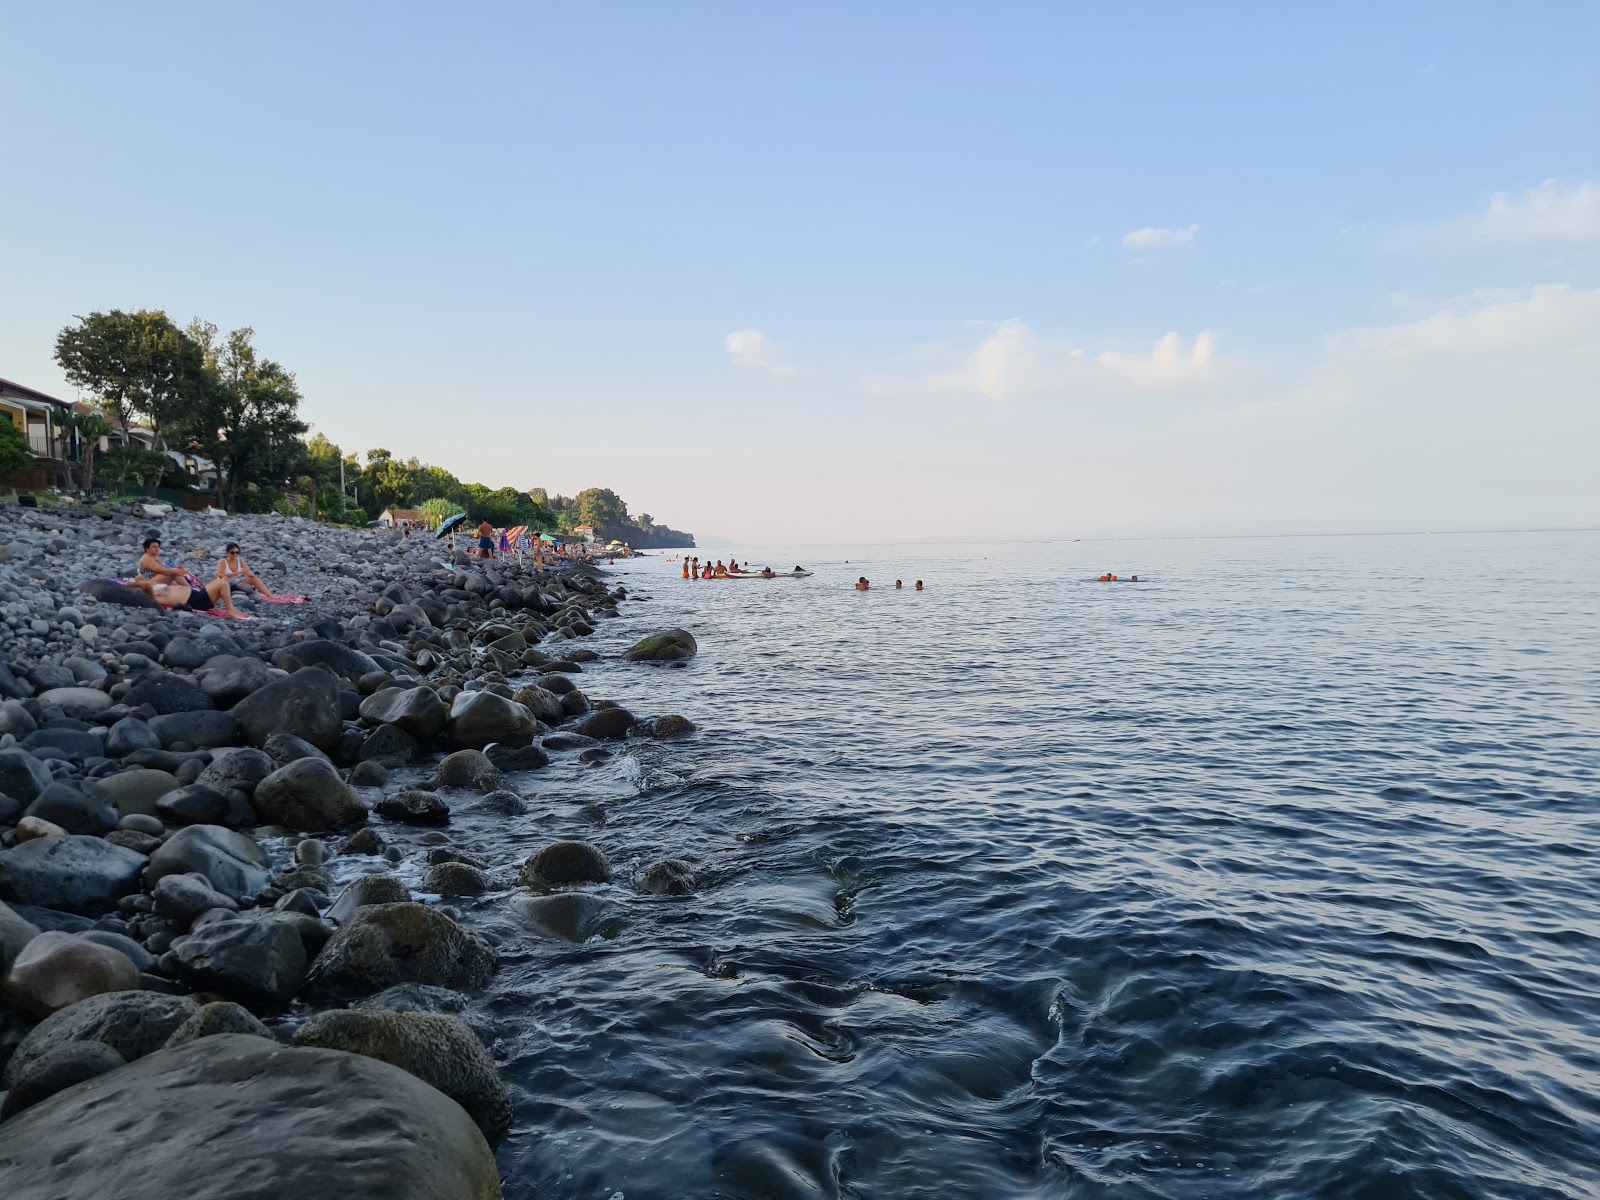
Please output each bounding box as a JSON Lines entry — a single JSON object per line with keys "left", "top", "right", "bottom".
{"left": 855, "top": 578, "right": 922, "bottom": 591}
{"left": 1098, "top": 573, "right": 1139, "bottom": 582}
{"left": 127, "top": 537, "right": 280, "bottom": 617}
{"left": 682, "top": 557, "right": 801, "bottom": 579}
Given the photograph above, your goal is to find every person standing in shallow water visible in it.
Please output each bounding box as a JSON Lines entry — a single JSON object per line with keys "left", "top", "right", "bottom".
{"left": 856, "top": 577, "right": 870, "bottom": 590}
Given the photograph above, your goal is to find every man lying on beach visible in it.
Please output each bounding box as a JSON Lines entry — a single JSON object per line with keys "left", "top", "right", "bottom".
{"left": 217, "top": 543, "right": 278, "bottom": 600}
{"left": 127, "top": 574, "right": 243, "bottom": 616}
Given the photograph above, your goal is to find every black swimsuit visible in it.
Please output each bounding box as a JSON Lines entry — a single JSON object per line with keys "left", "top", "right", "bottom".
{"left": 185, "top": 587, "right": 214, "bottom": 611}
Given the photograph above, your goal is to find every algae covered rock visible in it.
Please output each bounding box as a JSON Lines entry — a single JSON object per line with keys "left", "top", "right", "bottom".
{"left": 621, "top": 627, "right": 697, "bottom": 661}
{"left": 304, "top": 902, "right": 496, "bottom": 1000}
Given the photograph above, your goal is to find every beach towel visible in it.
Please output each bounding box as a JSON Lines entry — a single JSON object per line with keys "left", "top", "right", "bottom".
{"left": 259, "top": 594, "right": 309, "bottom": 605}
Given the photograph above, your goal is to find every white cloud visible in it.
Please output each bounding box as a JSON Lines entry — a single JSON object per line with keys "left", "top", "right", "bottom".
{"left": 1326, "top": 285, "right": 1600, "bottom": 360}
{"left": 1122, "top": 224, "right": 1199, "bottom": 250}
{"left": 924, "top": 319, "right": 1220, "bottom": 400}
{"left": 1408, "top": 180, "right": 1600, "bottom": 249}
{"left": 723, "top": 328, "right": 795, "bottom": 376}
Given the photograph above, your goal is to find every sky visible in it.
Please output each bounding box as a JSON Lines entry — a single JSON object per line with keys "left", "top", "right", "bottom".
{"left": 2, "top": 1, "right": 1596, "bottom": 543}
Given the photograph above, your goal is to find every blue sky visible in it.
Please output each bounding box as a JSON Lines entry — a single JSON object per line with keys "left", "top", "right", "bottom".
{"left": 3, "top": 2, "right": 1596, "bottom": 541}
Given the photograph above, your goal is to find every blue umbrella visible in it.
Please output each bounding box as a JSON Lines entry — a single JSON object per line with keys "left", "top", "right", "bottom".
{"left": 436, "top": 512, "right": 468, "bottom": 538}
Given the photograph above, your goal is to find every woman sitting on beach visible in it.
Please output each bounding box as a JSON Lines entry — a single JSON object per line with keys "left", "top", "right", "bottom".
{"left": 216, "top": 543, "right": 278, "bottom": 600}
{"left": 128, "top": 574, "right": 242, "bottom": 616}
{"left": 138, "top": 538, "right": 188, "bottom": 584}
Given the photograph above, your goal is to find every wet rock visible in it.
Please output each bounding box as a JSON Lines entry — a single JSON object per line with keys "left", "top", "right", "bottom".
{"left": 262, "top": 731, "right": 332, "bottom": 766}
{"left": 145, "top": 824, "right": 271, "bottom": 903}
{"left": 470, "top": 789, "right": 528, "bottom": 817}
{"left": 483, "top": 742, "right": 550, "bottom": 772}
{"left": 358, "top": 722, "right": 416, "bottom": 767}
{"left": 0, "top": 1040, "right": 126, "bottom": 1121}
{"left": 162, "top": 999, "right": 273, "bottom": 1049}
{"left": 519, "top": 840, "right": 612, "bottom": 886}
{"left": 0, "top": 1035, "right": 503, "bottom": 1200}
{"left": 0, "top": 835, "right": 147, "bottom": 915}
{"left": 339, "top": 827, "right": 387, "bottom": 856}
{"left": 446, "top": 690, "right": 535, "bottom": 749}
{"left": 326, "top": 873, "right": 411, "bottom": 922}
{"left": 560, "top": 689, "right": 591, "bottom": 717}
{"left": 152, "top": 871, "right": 239, "bottom": 925}
{"left": 514, "top": 892, "right": 629, "bottom": 944}
{"left": 375, "top": 789, "right": 451, "bottom": 826}
{"left": 304, "top": 902, "right": 496, "bottom": 1000}
{"left": 421, "top": 861, "right": 492, "bottom": 897}
{"left": 0, "top": 930, "right": 141, "bottom": 1017}
{"left": 96, "top": 767, "right": 181, "bottom": 816}
{"left": 434, "top": 749, "right": 504, "bottom": 792}
{"left": 24, "top": 781, "right": 118, "bottom": 836}
{"left": 348, "top": 759, "right": 391, "bottom": 787}
{"left": 125, "top": 672, "right": 215, "bottom": 715}
{"left": 36, "top": 686, "right": 113, "bottom": 719}
{"left": 196, "top": 747, "right": 276, "bottom": 795}
{"left": 105, "top": 715, "right": 161, "bottom": 757}
{"left": 0, "top": 748, "right": 54, "bottom": 805}
{"left": 196, "top": 654, "right": 278, "bottom": 706}
{"left": 171, "top": 915, "right": 308, "bottom": 1006}
{"left": 636, "top": 857, "right": 697, "bottom": 896}
{"left": 2, "top": 989, "right": 198, "bottom": 1086}
{"left": 287, "top": 639, "right": 380, "bottom": 685}
{"left": 15, "top": 815, "right": 67, "bottom": 841}
{"left": 253, "top": 756, "right": 366, "bottom": 831}
{"left": 621, "top": 627, "right": 698, "bottom": 661}
{"left": 650, "top": 714, "right": 698, "bottom": 739}
{"left": 76, "top": 929, "right": 155, "bottom": 973}
{"left": 291, "top": 1010, "right": 511, "bottom": 1143}
{"left": 511, "top": 684, "right": 564, "bottom": 724}
{"left": 160, "top": 637, "right": 210, "bottom": 670}
{"left": 573, "top": 706, "right": 635, "bottom": 740}
{"left": 0, "top": 898, "right": 41, "bottom": 974}
{"left": 149, "top": 709, "right": 239, "bottom": 750}
{"left": 232, "top": 667, "right": 343, "bottom": 752}
{"left": 358, "top": 686, "right": 448, "bottom": 742}
{"left": 154, "top": 782, "right": 231, "bottom": 826}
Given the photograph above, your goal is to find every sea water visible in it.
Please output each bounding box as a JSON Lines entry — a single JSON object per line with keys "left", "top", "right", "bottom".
{"left": 472, "top": 532, "right": 1599, "bottom": 1199}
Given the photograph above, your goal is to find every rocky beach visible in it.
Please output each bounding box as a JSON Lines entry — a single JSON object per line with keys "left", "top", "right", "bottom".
{"left": 0, "top": 500, "right": 699, "bottom": 1198}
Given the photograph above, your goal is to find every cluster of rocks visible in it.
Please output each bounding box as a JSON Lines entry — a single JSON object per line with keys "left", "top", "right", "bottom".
{"left": 0, "top": 501, "right": 702, "bottom": 1197}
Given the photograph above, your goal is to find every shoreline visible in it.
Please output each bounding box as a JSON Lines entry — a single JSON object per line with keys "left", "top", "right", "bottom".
{"left": 0, "top": 499, "right": 699, "bottom": 1194}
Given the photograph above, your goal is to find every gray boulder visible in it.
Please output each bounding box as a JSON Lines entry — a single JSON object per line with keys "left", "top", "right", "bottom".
{"left": 358, "top": 685, "right": 449, "bottom": 741}
{"left": 420, "top": 861, "right": 492, "bottom": 897}
{"left": 171, "top": 916, "right": 309, "bottom": 1006}
{"left": 0, "top": 835, "right": 147, "bottom": 914}
{"left": 514, "top": 893, "right": 629, "bottom": 944}
{"left": 145, "top": 824, "right": 271, "bottom": 902}
{"left": 155, "top": 782, "right": 231, "bottom": 826}
{"left": 650, "top": 714, "right": 698, "bottom": 739}
{"left": 304, "top": 902, "right": 496, "bottom": 1000}
{"left": 197, "top": 654, "right": 279, "bottom": 706}
{"left": 0, "top": 1040, "right": 126, "bottom": 1121}
{"left": 2, "top": 989, "right": 199, "bottom": 1086}
{"left": 149, "top": 709, "right": 239, "bottom": 749}
{"left": 160, "top": 636, "right": 210, "bottom": 670}
{"left": 152, "top": 871, "right": 239, "bottom": 925}
{"left": 374, "top": 789, "right": 451, "bottom": 826}
{"left": 95, "top": 767, "right": 181, "bottom": 817}
{"left": 196, "top": 747, "right": 276, "bottom": 794}
{"left": 162, "top": 999, "right": 273, "bottom": 1048}
{"left": 636, "top": 857, "right": 697, "bottom": 896}
{"left": 519, "top": 840, "right": 612, "bottom": 886}
{"left": 0, "top": 898, "right": 41, "bottom": 974}
{"left": 105, "top": 715, "right": 161, "bottom": 757}
{"left": 434, "top": 749, "right": 504, "bottom": 792}
{"left": 253, "top": 757, "right": 366, "bottom": 831}
{"left": 263, "top": 731, "right": 332, "bottom": 766}
{"left": 35, "top": 686, "right": 113, "bottom": 719}
{"left": 288, "top": 639, "right": 381, "bottom": 684}
{"left": 125, "top": 672, "right": 215, "bottom": 715}
{"left": 445, "top": 690, "right": 534, "bottom": 750}
{"left": 573, "top": 706, "right": 635, "bottom": 740}
{"left": 232, "top": 667, "right": 343, "bottom": 752}
{"left": 0, "top": 748, "right": 54, "bottom": 805}
{"left": 0, "top": 700, "right": 38, "bottom": 739}
{"left": 24, "top": 782, "right": 118, "bottom": 836}
{"left": 621, "top": 627, "right": 698, "bottom": 661}
{"left": 291, "top": 1010, "right": 511, "bottom": 1142}
{"left": 0, "top": 1035, "right": 503, "bottom": 1200}
{"left": 326, "top": 873, "right": 411, "bottom": 923}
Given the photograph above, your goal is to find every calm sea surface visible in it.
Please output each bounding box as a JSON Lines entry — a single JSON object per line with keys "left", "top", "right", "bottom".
{"left": 413, "top": 533, "right": 1600, "bottom": 1199}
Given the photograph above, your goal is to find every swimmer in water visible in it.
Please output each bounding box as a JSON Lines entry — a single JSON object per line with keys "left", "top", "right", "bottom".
{"left": 855, "top": 577, "right": 870, "bottom": 591}
{"left": 894, "top": 580, "right": 903, "bottom": 589}
{"left": 915, "top": 580, "right": 923, "bottom": 590}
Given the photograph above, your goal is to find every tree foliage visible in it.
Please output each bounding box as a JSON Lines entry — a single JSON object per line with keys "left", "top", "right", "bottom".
{"left": 54, "top": 310, "right": 204, "bottom": 447}
{"left": 53, "top": 408, "right": 111, "bottom": 489}
{"left": 0, "top": 418, "right": 31, "bottom": 481}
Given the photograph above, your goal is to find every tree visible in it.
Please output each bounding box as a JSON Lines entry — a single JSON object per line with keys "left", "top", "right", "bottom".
{"left": 54, "top": 408, "right": 111, "bottom": 490}
{"left": 573, "top": 487, "right": 629, "bottom": 537}
{"left": 0, "top": 418, "right": 30, "bottom": 481}
{"left": 55, "top": 310, "right": 205, "bottom": 448}
{"left": 301, "top": 432, "right": 346, "bottom": 519}
{"left": 418, "top": 497, "right": 458, "bottom": 529}
{"left": 179, "top": 325, "right": 308, "bottom": 511}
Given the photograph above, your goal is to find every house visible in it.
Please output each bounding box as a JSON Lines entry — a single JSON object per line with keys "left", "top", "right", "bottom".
{"left": 378, "top": 507, "right": 422, "bottom": 528}
{"left": 571, "top": 524, "right": 596, "bottom": 544}
{"left": 0, "top": 376, "right": 73, "bottom": 460}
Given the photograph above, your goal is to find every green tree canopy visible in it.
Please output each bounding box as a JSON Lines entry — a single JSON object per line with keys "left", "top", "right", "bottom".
{"left": 0, "top": 417, "right": 31, "bottom": 481}
{"left": 54, "top": 310, "right": 205, "bottom": 447}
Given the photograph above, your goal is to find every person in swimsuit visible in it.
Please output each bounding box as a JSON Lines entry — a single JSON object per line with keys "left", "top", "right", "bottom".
{"left": 855, "top": 577, "right": 870, "bottom": 591}
{"left": 216, "top": 543, "right": 278, "bottom": 600}
{"left": 128, "top": 575, "right": 242, "bottom": 616}
{"left": 761, "top": 567, "right": 775, "bottom": 578}
{"left": 138, "top": 538, "right": 188, "bottom": 584}
{"left": 476, "top": 520, "right": 495, "bottom": 559}
{"left": 915, "top": 580, "right": 923, "bottom": 591}
{"left": 894, "top": 579, "right": 903, "bottom": 589}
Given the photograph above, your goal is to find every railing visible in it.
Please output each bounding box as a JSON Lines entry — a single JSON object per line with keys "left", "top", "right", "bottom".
{"left": 26, "top": 431, "right": 55, "bottom": 457}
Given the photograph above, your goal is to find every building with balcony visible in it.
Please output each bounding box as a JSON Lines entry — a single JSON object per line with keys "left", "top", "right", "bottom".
{"left": 0, "top": 375, "right": 76, "bottom": 487}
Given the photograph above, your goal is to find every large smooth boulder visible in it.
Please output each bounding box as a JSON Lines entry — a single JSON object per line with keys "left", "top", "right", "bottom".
{"left": 263, "top": 732, "right": 332, "bottom": 766}
{"left": 326, "top": 873, "right": 410, "bottom": 923}
{"left": 155, "top": 782, "right": 231, "bottom": 826}
{"left": 150, "top": 709, "right": 239, "bottom": 749}
{"left": 573, "top": 706, "right": 635, "bottom": 740}
{"left": 152, "top": 871, "right": 239, "bottom": 924}
{"left": 434, "top": 749, "right": 504, "bottom": 792}
{"left": 290, "top": 639, "right": 381, "bottom": 685}
{"left": 519, "top": 840, "right": 612, "bottom": 886}
{"left": 0, "top": 898, "right": 41, "bottom": 974}
{"left": 232, "top": 667, "right": 342, "bottom": 752}
{"left": 0, "top": 930, "right": 141, "bottom": 1017}
{"left": 0, "top": 700, "right": 38, "bottom": 739}
{"left": 445, "top": 691, "right": 534, "bottom": 750}
{"left": 105, "top": 715, "right": 161, "bottom": 757}
{"left": 0, "top": 835, "right": 147, "bottom": 914}
{"left": 24, "top": 782, "right": 118, "bottom": 836}
{"left": 304, "top": 902, "right": 495, "bottom": 1000}
{"left": 2, "top": 989, "right": 199, "bottom": 1086}
{"left": 172, "top": 916, "right": 309, "bottom": 1006}
{"left": 0, "top": 1035, "right": 503, "bottom": 1200}
{"left": 0, "top": 1040, "right": 125, "bottom": 1121}
{"left": 621, "top": 627, "right": 698, "bottom": 661}
{"left": 0, "top": 748, "right": 53, "bottom": 805}
{"left": 162, "top": 1000, "right": 273, "bottom": 1049}
{"left": 197, "top": 747, "right": 277, "bottom": 794}
{"left": 292, "top": 1010, "right": 511, "bottom": 1142}
{"left": 95, "top": 767, "right": 181, "bottom": 816}
{"left": 145, "top": 824, "right": 270, "bottom": 902}
{"left": 374, "top": 789, "right": 451, "bottom": 826}
{"left": 197, "top": 654, "right": 279, "bottom": 706}
{"left": 79, "top": 578, "right": 160, "bottom": 609}
{"left": 125, "top": 672, "right": 215, "bottom": 715}
{"left": 35, "top": 686, "right": 113, "bottom": 719}
{"left": 421, "top": 861, "right": 492, "bottom": 897}
{"left": 511, "top": 684, "right": 564, "bottom": 724}
{"left": 359, "top": 686, "right": 448, "bottom": 741}
{"left": 515, "top": 892, "right": 629, "bottom": 944}
{"left": 253, "top": 757, "right": 366, "bottom": 831}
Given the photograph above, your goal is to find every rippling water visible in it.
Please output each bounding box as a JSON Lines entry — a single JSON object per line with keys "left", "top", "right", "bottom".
{"left": 416, "top": 533, "right": 1600, "bottom": 1199}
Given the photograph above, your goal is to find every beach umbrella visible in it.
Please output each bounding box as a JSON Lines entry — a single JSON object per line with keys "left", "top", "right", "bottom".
{"left": 540, "top": 533, "right": 557, "bottom": 544}
{"left": 436, "top": 512, "right": 467, "bottom": 538}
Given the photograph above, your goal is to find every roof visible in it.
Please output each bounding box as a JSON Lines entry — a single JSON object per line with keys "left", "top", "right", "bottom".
{"left": 383, "top": 508, "right": 422, "bottom": 519}
{"left": 0, "top": 376, "right": 73, "bottom": 408}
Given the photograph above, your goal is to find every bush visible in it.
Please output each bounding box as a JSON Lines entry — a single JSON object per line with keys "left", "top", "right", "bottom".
{"left": 0, "top": 418, "right": 30, "bottom": 480}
